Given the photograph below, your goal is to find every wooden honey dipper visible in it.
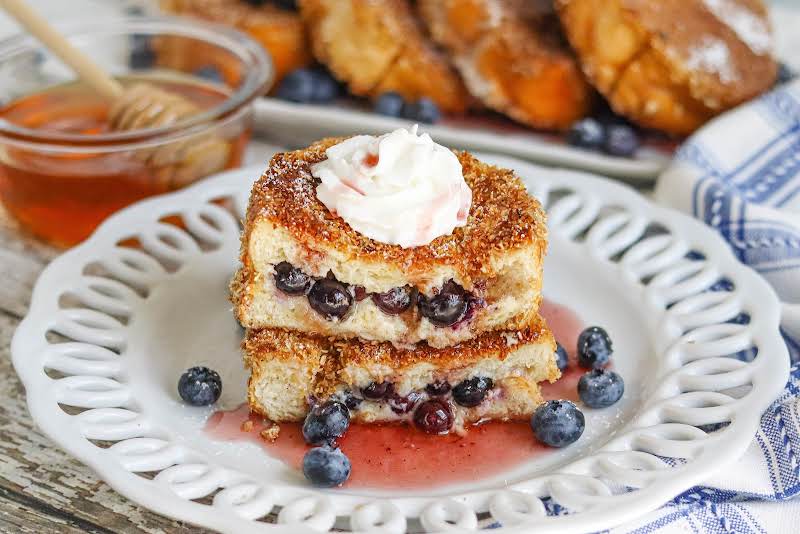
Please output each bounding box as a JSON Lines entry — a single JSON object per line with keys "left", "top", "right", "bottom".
{"left": 0, "top": 0, "right": 231, "bottom": 187}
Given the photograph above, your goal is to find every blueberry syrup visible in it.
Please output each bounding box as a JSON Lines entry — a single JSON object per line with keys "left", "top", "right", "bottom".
{"left": 206, "top": 298, "right": 585, "bottom": 489}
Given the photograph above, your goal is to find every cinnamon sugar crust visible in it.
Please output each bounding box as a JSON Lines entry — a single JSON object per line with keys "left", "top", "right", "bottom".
{"left": 241, "top": 137, "right": 547, "bottom": 293}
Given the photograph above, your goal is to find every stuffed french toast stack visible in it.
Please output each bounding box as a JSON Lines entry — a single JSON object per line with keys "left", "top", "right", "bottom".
{"left": 231, "top": 126, "right": 560, "bottom": 434}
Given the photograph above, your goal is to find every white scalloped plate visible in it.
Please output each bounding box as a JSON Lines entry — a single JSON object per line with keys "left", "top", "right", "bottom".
{"left": 12, "top": 155, "right": 789, "bottom": 534}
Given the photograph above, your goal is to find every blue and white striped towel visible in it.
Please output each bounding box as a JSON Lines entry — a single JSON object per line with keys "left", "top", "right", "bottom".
{"left": 611, "top": 78, "right": 800, "bottom": 532}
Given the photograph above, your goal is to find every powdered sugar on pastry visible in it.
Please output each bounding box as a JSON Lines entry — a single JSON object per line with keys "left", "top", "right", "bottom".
{"left": 312, "top": 126, "right": 472, "bottom": 248}
{"left": 687, "top": 36, "right": 739, "bottom": 84}
{"left": 702, "top": 0, "right": 772, "bottom": 55}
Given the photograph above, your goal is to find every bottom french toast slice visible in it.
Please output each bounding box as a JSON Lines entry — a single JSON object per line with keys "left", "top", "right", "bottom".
{"left": 244, "top": 313, "right": 559, "bottom": 433}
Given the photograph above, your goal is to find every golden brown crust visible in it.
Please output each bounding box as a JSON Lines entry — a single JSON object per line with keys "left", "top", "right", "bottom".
{"left": 245, "top": 312, "right": 552, "bottom": 371}
{"left": 159, "top": 0, "right": 311, "bottom": 85}
{"left": 418, "top": 0, "right": 592, "bottom": 130}
{"left": 298, "top": 0, "right": 472, "bottom": 113}
{"left": 241, "top": 137, "right": 548, "bottom": 293}
{"left": 556, "top": 0, "right": 777, "bottom": 135}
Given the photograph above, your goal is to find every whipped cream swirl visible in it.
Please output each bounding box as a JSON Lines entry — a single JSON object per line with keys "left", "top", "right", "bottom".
{"left": 311, "top": 126, "right": 472, "bottom": 248}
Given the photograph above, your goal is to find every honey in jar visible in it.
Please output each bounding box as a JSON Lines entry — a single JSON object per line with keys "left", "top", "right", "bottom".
{"left": 0, "top": 73, "right": 251, "bottom": 247}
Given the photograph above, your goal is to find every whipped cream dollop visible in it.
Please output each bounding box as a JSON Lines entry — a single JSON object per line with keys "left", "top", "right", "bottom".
{"left": 311, "top": 126, "right": 472, "bottom": 248}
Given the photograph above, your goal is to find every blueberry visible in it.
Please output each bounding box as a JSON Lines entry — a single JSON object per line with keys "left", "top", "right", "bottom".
{"left": 414, "top": 399, "right": 454, "bottom": 434}
{"left": 604, "top": 124, "right": 640, "bottom": 157}
{"left": 343, "top": 394, "right": 362, "bottom": 410}
{"left": 425, "top": 380, "right": 451, "bottom": 396}
{"left": 777, "top": 62, "right": 797, "bottom": 85}
{"left": 194, "top": 65, "right": 223, "bottom": 83}
{"left": 374, "top": 92, "right": 405, "bottom": 117}
{"left": 418, "top": 281, "right": 469, "bottom": 327}
{"left": 275, "top": 68, "right": 316, "bottom": 103}
{"left": 577, "top": 326, "right": 613, "bottom": 369}
{"left": 531, "top": 400, "right": 585, "bottom": 448}
{"left": 372, "top": 286, "right": 414, "bottom": 315}
{"left": 403, "top": 97, "right": 441, "bottom": 124}
{"left": 567, "top": 118, "right": 605, "bottom": 150}
{"left": 388, "top": 391, "right": 422, "bottom": 414}
{"left": 129, "top": 34, "right": 155, "bottom": 69}
{"left": 452, "top": 376, "right": 493, "bottom": 407}
{"left": 178, "top": 367, "right": 221, "bottom": 406}
{"left": 361, "top": 381, "right": 394, "bottom": 400}
{"left": 308, "top": 277, "right": 353, "bottom": 320}
{"left": 302, "top": 445, "right": 351, "bottom": 487}
{"left": 274, "top": 262, "right": 311, "bottom": 295}
{"left": 273, "top": 0, "right": 297, "bottom": 10}
{"left": 578, "top": 369, "right": 624, "bottom": 408}
{"left": 302, "top": 401, "right": 350, "bottom": 445}
{"left": 555, "top": 342, "right": 568, "bottom": 372}
{"left": 310, "top": 68, "right": 341, "bottom": 103}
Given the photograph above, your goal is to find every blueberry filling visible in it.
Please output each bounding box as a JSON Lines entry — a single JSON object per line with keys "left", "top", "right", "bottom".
{"left": 274, "top": 261, "right": 311, "bottom": 295}
{"left": 414, "top": 399, "right": 453, "bottom": 434}
{"left": 452, "top": 376, "right": 493, "bottom": 407}
{"left": 361, "top": 381, "right": 394, "bottom": 400}
{"left": 308, "top": 277, "right": 353, "bottom": 320}
{"left": 271, "top": 264, "right": 481, "bottom": 328}
{"left": 417, "top": 280, "right": 470, "bottom": 327}
{"left": 388, "top": 391, "right": 422, "bottom": 414}
{"left": 425, "top": 380, "right": 451, "bottom": 396}
{"left": 372, "top": 286, "right": 415, "bottom": 315}
{"left": 349, "top": 376, "right": 495, "bottom": 428}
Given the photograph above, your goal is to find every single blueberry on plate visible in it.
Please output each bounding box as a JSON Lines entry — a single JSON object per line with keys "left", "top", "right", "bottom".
{"left": 302, "top": 445, "right": 351, "bottom": 487}
{"left": 452, "top": 376, "right": 493, "bottom": 407}
{"left": 414, "top": 399, "right": 454, "bottom": 434}
{"left": 178, "top": 366, "right": 221, "bottom": 406}
{"left": 275, "top": 68, "right": 316, "bottom": 103}
{"left": 555, "top": 342, "right": 569, "bottom": 372}
{"left": 403, "top": 97, "right": 440, "bottom": 124}
{"left": 578, "top": 369, "right": 624, "bottom": 408}
{"left": 531, "top": 400, "right": 585, "bottom": 448}
{"left": 308, "top": 277, "right": 353, "bottom": 319}
{"left": 567, "top": 118, "right": 605, "bottom": 150}
{"left": 274, "top": 261, "right": 310, "bottom": 295}
{"left": 310, "top": 68, "right": 341, "bottom": 103}
{"left": 604, "top": 124, "right": 640, "bottom": 157}
{"left": 577, "top": 326, "right": 613, "bottom": 368}
{"left": 302, "top": 401, "right": 350, "bottom": 445}
{"left": 374, "top": 91, "right": 405, "bottom": 117}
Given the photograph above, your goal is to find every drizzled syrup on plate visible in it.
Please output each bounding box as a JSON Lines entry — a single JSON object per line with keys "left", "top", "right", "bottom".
{"left": 205, "top": 299, "right": 585, "bottom": 489}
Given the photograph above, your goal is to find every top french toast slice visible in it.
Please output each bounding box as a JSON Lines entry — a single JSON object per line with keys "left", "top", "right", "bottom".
{"left": 232, "top": 137, "right": 547, "bottom": 347}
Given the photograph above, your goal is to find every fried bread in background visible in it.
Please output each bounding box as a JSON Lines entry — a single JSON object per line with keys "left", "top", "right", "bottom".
{"left": 160, "top": 0, "right": 311, "bottom": 86}
{"left": 298, "top": 0, "right": 471, "bottom": 113}
{"left": 418, "top": 0, "right": 592, "bottom": 130}
{"left": 557, "top": 0, "right": 777, "bottom": 136}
